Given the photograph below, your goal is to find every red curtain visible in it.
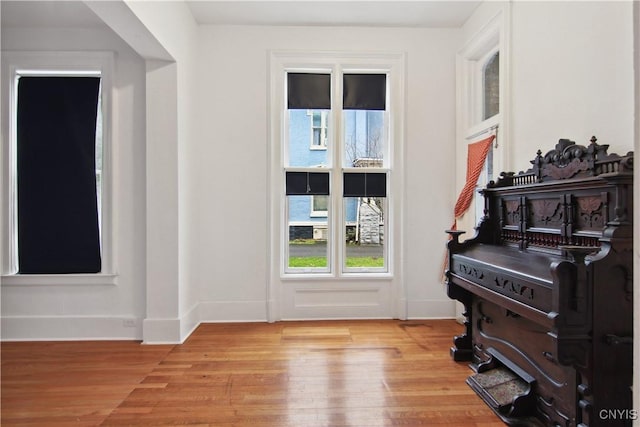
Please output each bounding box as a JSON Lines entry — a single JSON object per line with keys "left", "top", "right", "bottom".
{"left": 451, "top": 134, "right": 496, "bottom": 230}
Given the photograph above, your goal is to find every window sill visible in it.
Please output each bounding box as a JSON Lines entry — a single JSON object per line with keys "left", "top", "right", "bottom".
{"left": 1, "top": 273, "right": 118, "bottom": 286}
{"left": 281, "top": 272, "right": 392, "bottom": 280}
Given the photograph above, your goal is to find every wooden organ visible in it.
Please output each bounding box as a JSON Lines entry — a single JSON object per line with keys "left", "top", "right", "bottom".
{"left": 445, "top": 137, "right": 634, "bottom": 426}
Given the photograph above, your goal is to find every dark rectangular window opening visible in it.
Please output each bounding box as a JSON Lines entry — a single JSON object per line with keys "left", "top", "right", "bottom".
{"left": 17, "top": 76, "right": 102, "bottom": 274}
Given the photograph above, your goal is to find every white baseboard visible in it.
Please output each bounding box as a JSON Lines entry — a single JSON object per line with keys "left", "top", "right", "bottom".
{"left": 0, "top": 315, "right": 142, "bottom": 341}
{"left": 406, "top": 298, "right": 457, "bottom": 319}
{"left": 0, "top": 299, "right": 455, "bottom": 342}
{"left": 198, "top": 300, "right": 268, "bottom": 323}
{"left": 180, "top": 303, "right": 200, "bottom": 342}
{"left": 142, "top": 317, "right": 181, "bottom": 344}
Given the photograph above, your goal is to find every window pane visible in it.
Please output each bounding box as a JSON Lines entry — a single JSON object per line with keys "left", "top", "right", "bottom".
{"left": 288, "top": 195, "right": 329, "bottom": 270}
{"left": 17, "top": 76, "right": 102, "bottom": 274}
{"left": 344, "top": 197, "right": 385, "bottom": 270}
{"left": 343, "top": 110, "right": 385, "bottom": 168}
{"left": 288, "top": 109, "right": 329, "bottom": 166}
{"left": 483, "top": 51, "right": 499, "bottom": 120}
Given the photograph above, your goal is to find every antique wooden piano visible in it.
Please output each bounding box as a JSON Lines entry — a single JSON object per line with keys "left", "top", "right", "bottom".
{"left": 445, "top": 137, "right": 634, "bottom": 426}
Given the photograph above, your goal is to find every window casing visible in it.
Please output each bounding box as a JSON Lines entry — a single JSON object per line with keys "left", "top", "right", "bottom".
{"left": 1, "top": 51, "right": 115, "bottom": 285}
{"left": 458, "top": 9, "right": 508, "bottom": 229}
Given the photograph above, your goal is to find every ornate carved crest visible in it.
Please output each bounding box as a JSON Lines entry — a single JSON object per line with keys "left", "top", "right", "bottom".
{"left": 490, "top": 136, "right": 634, "bottom": 187}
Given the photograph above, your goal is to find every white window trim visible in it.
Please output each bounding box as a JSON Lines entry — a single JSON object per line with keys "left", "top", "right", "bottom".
{"left": 271, "top": 51, "right": 403, "bottom": 279}
{"left": 457, "top": 6, "right": 511, "bottom": 231}
{"left": 1, "top": 51, "right": 117, "bottom": 286}
{"left": 268, "top": 51, "right": 406, "bottom": 322}
{"left": 457, "top": 7, "right": 511, "bottom": 162}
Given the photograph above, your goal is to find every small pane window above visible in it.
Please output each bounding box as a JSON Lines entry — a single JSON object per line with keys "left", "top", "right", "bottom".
{"left": 482, "top": 51, "right": 499, "bottom": 120}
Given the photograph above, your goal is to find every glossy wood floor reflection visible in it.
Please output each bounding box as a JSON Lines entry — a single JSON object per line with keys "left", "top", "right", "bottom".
{"left": 2, "top": 320, "right": 504, "bottom": 426}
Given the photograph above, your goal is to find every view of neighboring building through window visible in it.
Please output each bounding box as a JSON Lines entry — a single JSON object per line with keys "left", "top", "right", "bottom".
{"left": 285, "top": 72, "right": 388, "bottom": 273}
{"left": 310, "top": 110, "right": 328, "bottom": 148}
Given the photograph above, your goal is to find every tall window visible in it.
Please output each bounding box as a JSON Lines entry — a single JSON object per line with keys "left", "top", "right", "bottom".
{"left": 458, "top": 10, "right": 506, "bottom": 229}
{"left": 2, "top": 51, "right": 113, "bottom": 282}
{"left": 285, "top": 71, "right": 390, "bottom": 274}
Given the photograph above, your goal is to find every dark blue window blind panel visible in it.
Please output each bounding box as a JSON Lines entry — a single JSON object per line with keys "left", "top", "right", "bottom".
{"left": 286, "top": 172, "right": 330, "bottom": 195}
{"left": 343, "top": 74, "right": 386, "bottom": 110}
{"left": 287, "top": 73, "right": 331, "bottom": 109}
{"left": 17, "top": 76, "right": 102, "bottom": 274}
{"left": 343, "top": 172, "right": 386, "bottom": 197}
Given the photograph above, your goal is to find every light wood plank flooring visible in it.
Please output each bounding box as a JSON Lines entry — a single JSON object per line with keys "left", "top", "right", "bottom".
{"left": 2, "top": 320, "right": 504, "bottom": 426}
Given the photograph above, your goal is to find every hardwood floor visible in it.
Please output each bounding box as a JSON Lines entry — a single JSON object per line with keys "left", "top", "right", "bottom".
{"left": 1, "top": 320, "right": 504, "bottom": 426}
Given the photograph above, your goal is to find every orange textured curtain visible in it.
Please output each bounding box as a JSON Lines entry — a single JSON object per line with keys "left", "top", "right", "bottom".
{"left": 451, "top": 134, "right": 495, "bottom": 230}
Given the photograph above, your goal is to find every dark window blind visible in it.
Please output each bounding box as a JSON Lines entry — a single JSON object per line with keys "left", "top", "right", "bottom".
{"left": 343, "top": 74, "right": 386, "bottom": 110}
{"left": 343, "top": 172, "right": 386, "bottom": 197}
{"left": 17, "top": 76, "right": 102, "bottom": 274}
{"left": 287, "top": 73, "right": 331, "bottom": 109}
{"left": 286, "top": 172, "right": 330, "bottom": 195}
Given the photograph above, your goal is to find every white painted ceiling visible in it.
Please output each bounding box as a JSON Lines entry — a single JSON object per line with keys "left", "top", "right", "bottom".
{"left": 186, "top": 1, "right": 482, "bottom": 28}
{"left": 2, "top": 1, "right": 481, "bottom": 29}
{"left": 1, "top": 1, "right": 107, "bottom": 29}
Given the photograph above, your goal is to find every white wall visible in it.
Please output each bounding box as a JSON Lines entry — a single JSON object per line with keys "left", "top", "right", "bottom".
{"left": 510, "top": 1, "right": 634, "bottom": 163}
{"left": 88, "top": 0, "right": 201, "bottom": 342}
{"left": 122, "top": 0, "right": 200, "bottom": 332}
{"left": 193, "top": 25, "right": 460, "bottom": 320}
{"left": 0, "top": 27, "right": 147, "bottom": 340}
